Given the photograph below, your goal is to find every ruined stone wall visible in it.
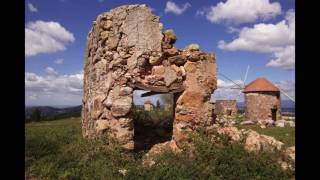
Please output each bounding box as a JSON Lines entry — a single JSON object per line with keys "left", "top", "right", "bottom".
{"left": 244, "top": 92, "right": 281, "bottom": 122}
{"left": 214, "top": 100, "right": 237, "bottom": 118}
{"left": 144, "top": 103, "right": 153, "bottom": 111}
{"left": 82, "top": 4, "right": 217, "bottom": 150}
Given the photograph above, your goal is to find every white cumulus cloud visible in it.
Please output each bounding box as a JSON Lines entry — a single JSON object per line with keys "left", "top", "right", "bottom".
{"left": 218, "top": 9, "right": 295, "bottom": 70}
{"left": 54, "top": 58, "right": 64, "bottom": 64}
{"left": 25, "top": 71, "right": 83, "bottom": 106}
{"left": 25, "top": 20, "right": 75, "bottom": 57}
{"left": 198, "top": 0, "right": 281, "bottom": 25}
{"left": 212, "top": 79, "right": 244, "bottom": 101}
{"left": 28, "top": 3, "right": 38, "bottom": 12}
{"left": 266, "top": 45, "right": 295, "bottom": 70}
{"left": 165, "top": 1, "right": 191, "bottom": 15}
{"left": 45, "top": 67, "right": 58, "bottom": 76}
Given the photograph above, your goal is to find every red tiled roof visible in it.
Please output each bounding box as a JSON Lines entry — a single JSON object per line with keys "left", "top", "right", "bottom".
{"left": 243, "top": 77, "right": 280, "bottom": 93}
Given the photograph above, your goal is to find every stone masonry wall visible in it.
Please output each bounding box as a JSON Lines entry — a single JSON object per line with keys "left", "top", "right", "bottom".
{"left": 244, "top": 92, "right": 281, "bottom": 122}
{"left": 82, "top": 4, "right": 217, "bottom": 150}
{"left": 214, "top": 100, "right": 237, "bottom": 118}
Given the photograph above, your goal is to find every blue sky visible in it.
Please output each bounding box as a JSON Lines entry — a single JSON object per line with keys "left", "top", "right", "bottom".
{"left": 25, "top": 0, "right": 295, "bottom": 106}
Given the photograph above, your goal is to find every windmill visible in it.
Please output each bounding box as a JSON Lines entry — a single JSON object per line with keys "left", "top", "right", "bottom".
{"left": 219, "top": 65, "right": 250, "bottom": 102}
{"left": 219, "top": 65, "right": 295, "bottom": 103}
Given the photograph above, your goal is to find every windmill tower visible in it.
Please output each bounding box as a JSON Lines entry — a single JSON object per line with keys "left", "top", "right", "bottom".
{"left": 243, "top": 77, "right": 282, "bottom": 121}
{"left": 220, "top": 65, "right": 295, "bottom": 122}
{"left": 221, "top": 65, "right": 295, "bottom": 103}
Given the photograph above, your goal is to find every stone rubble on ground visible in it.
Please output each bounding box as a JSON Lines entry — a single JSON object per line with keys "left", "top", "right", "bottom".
{"left": 237, "top": 119, "right": 294, "bottom": 128}
{"left": 118, "top": 169, "right": 128, "bottom": 176}
{"left": 142, "top": 140, "right": 181, "bottom": 167}
{"left": 217, "top": 126, "right": 243, "bottom": 142}
{"left": 278, "top": 146, "right": 295, "bottom": 171}
{"left": 257, "top": 119, "right": 275, "bottom": 126}
{"left": 240, "top": 120, "right": 255, "bottom": 125}
{"left": 217, "top": 126, "right": 294, "bottom": 170}
{"left": 275, "top": 120, "right": 285, "bottom": 127}
{"left": 285, "top": 146, "right": 295, "bottom": 161}
{"left": 244, "top": 129, "right": 284, "bottom": 152}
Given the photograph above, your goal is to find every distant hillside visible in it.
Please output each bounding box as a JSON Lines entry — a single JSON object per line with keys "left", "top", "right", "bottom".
{"left": 25, "top": 105, "right": 82, "bottom": 120}
{"left": 25, "top": 100, "right": 295, "bottom": 121}
{"left": 237, "top": 100, "right": 295, "bottom": 113}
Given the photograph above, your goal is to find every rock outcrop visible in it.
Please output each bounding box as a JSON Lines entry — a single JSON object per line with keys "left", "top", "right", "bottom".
{"left": 217, "top": 127, "right": 243, "bottom": 142}
{"left": 82, "top": 4, "right": 217, "bottom": 150}
{"left": 244, "top": 130, "right": 284, "bottom": 152}
{"left": 142, "top": 140, "right": 181, "bottom": 166}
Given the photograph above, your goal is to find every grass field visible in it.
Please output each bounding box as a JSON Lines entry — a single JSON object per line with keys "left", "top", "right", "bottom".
{"left": 26, "top": 117, "right": 294, "bottom": 179}
{"left": 236, "top": 124, "right": 295, "bottom": 147}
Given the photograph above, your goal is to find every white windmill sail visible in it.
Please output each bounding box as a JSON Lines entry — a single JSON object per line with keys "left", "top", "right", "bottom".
{"left": 275, "top": 85, "right": 295, "bottom": 103}
{"left": 219, "top": 65, "right": 250, "bottom": 102}
{"left": 235, "top": 65, "right": 250, "bottom": 100}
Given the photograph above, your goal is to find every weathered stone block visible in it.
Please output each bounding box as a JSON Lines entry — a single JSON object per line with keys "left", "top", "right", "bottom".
{"left": 164, "top": 67, "right": 178, "bottom": 87}
{"left": 111, "top": 96, "right": 132, "bottom": 117}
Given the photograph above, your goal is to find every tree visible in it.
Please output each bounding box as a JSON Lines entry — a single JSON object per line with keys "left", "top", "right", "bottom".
{"left": 160, "top": 94, "right": 173, "bottom": 111}
{"left": 160, "top": 94, "right": 172, "bottom": 105}
{"left": 30, "top": 108, "right": 41, "bottom": 122}
{"left": 156, "top": 100, "right": 161, "bottom": 109}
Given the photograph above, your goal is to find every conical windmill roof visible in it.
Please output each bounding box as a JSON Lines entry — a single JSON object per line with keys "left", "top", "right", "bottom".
{"left": 243, "top": 77, "right": 280, "bottom": 93}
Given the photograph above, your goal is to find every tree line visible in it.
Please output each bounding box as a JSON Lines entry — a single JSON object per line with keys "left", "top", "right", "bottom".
{"left": 25, "top": 108, "right": 81, "bottom": 123}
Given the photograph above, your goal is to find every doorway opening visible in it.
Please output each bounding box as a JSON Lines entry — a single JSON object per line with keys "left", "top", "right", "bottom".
{"left": 271, "top": 107, "right": 277, "bottom": 121}
{"left": 132, "top": 90, "right": 174, "bottom": 152}
{"left": 227, "top": 109, "right": 232, "bottom": 116}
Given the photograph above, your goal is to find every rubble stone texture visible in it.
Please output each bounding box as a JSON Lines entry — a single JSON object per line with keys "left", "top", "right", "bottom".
{"left": 243, "top": 78, "right": 282, "bottom": 122}
{"left": 244, "top": 92, "right": 281, "bottom": 122}
{"left": 82, "top": 4, "right": 217, "bottom": 150}
{"left": 245, "top": 130, "right": 284, "bottom": 152}
{"left": 144, "top": 101, "right": 154, "bottom": 111}
{"left": 217, "top": 126, "right": 242, "bottom": 142}
{"left": 214, "top": 100, "right": 237, "bottom": 118}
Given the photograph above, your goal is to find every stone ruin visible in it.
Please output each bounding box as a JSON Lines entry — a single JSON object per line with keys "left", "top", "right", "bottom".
{"left": 82, "top": 4, "right": 217, "bottom": 150}
{"left": 214, "top": 100, "right": 238, "bottom": 118}
{"left": 243, "top": 78, "right": 282, "bottom": 122}
{"left": 143, "top": 100, "right": 154, "bottom": 111}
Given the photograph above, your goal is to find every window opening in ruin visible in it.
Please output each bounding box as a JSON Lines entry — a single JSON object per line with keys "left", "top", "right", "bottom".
{"left": 271, "top": 108, "right": 277, "bottom": 121}
{"left": 132, "top": 90, "right": 174, "bottom": 151}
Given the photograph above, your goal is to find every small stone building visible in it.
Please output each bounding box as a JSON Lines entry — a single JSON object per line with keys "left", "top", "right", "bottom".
{"left": 144, "top": 100, "right": 154, "bottom": 111}
{"left": 243, "top": 77, "right": 281, "bottom": 122}
{"left": 214, "top": 100, "right": 237, "bottom": 118}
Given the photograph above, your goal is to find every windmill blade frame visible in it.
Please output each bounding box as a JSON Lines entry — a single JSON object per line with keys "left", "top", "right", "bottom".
{"left": 219, "top": 72, "right": 243, "bottom": 89}
{"left": 243, "top": 65, "right": 250, "bottom": 88}
{"left": 278, "top": 87, "right": 295, "bottom": 103}
{"left": 236, "top": 65, "right": 250, "bottom": 101}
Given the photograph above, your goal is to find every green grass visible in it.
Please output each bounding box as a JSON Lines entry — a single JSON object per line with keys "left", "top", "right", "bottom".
{"left": 236, "top": 124, "right": 295, "bottom": 147}
{"left": 26, "top": 117, "right": 294, "bottom": 179}
{"left": 26, "top": 118, "right": 139, "bottom": 179}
